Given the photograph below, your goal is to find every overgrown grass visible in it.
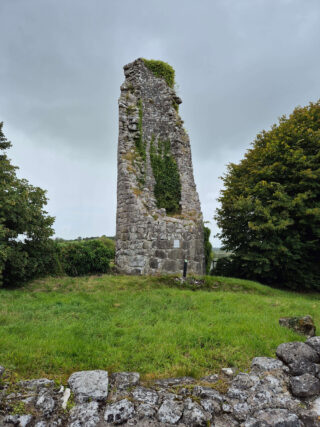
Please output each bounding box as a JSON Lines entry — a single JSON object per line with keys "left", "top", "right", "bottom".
{"left": 0, "top": 275, "right": 319, "bottom": 383}
{"left": 142, "top": 59, "right": 175, "bottom": 88}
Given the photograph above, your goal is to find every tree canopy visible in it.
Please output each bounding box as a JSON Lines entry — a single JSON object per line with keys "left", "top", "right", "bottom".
{"left": 215, "top": 101, "right": 320, "bottom": 290}
{"left": 0, "top": 122, "right": 57, "bottom": 286}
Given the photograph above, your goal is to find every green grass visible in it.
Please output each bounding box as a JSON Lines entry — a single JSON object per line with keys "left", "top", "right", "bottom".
{"left": 142, "top": 59, "right": 175, "bottom": 88}
{"left": 0, "top": 275, "right": 319, "bottom": 383}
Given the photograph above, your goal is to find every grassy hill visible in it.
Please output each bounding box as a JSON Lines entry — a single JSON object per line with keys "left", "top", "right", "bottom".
{"left": 0, "top": 275, "right": 319, "bottom": 383}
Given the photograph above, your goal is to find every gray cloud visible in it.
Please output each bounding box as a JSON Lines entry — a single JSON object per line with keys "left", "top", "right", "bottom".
{"left": 1, "top": 0, "right": 319, "bottom": 244}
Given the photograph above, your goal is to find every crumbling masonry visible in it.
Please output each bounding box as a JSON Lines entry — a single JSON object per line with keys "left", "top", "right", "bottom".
{"left": 115, "top": 58, "right": 205, "bottom": 275}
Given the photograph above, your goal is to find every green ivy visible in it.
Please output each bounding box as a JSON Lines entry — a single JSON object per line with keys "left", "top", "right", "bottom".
{"left": 150, "top": 137, "right": 181, "bottom": 214}
{"left": 142, "top": 59, "right": 175, "bottom": 88}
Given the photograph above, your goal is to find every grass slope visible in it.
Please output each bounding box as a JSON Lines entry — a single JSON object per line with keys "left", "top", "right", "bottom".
{"left": 0, "top": 275, "right": 319, "bottom": 383}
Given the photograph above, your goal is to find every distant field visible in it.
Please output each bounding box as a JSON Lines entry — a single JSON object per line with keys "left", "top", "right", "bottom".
{"left": 0, "top": 274, "right": 319, "bottom": 383}
{"left": 212, "top": 248, "right": 232, "bottom": 259}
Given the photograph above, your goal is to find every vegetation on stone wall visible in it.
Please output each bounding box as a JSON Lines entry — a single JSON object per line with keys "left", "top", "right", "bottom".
{"left": 142, "top": 59, "right": 175, "bottom": 88}
{"left": 215, "top": 100, "right": 320, "bottom": 290}
{"left": 172, "top": 100, "right": 179, "bottom": 113}
{"left": 150, "top": 138, "right": 181, "bottom": 214}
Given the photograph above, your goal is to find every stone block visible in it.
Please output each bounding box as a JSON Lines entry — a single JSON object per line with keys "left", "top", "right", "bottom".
{"left": 68, "top": 370, "right": 109, "bottom": 403}
{"left": 154, "top": 250, "right": 167, "bottom": 259}
{"left": 167, "top": 249, "right": 184, "bottom": 260}
{"left": 163, "top": 260, "right": 178, "bottom": 272}
{"left": 149, "top": 258, "right": 158, "bottom": 269}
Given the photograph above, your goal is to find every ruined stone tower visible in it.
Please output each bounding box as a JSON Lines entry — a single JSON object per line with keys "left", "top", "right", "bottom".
{"left": 116, "top": 58, "right": 205, "bottom": 275}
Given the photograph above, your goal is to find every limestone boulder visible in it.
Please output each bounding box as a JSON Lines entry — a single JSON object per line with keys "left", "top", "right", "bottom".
{"left": 136, "top": 403, "right": 156, "bottom": 419}
{"left": 182, "top": 398, "right": 211, "bottom": 426}
{"left": 18, "top": 378, "right": 54, "bottom": 390}
{"left": 69, "top": 401, "right": 100, "bottom": 427}
{"left": 131, "top": 386, "right": 159, "bottom": 405}
{"left": 244, "top": 408, "right": 300, "bottom": 426}
{"left": 154, "top": 376, "right": 195, "bottom": 387}
{"left": 288, "top": 359, "right": 320, "bottom": 376}
{"left": 279, "top": 315, "right": 316, "bottom": 337}
{"left": 104, "top": 399, "right": 135, "bottom": 424}
{"left": 4, "top": 415, "right": 33, "bottom": 427}
{"left": 110, "top": 371, "right": 140, "bottom": 390}
{"left": 251, "top": 357, "right": 285, "bottom": 373}
{"left": 276, "top": 341, "right": 319, "bottom": 364}
{"left": 68, "top": 370, "right": 109, "bottom": 403}
{"left": 157, "top": 399, "right": 183, "bottom": 424}
{"left": 35, "top": 389, "right": 55, "bottom": 416}
{"left": 214, "top": 414, "right": 239, "bottom": 426}
{"left": 298, "top": 409, "right": 320, "bottom": 427}
{"left": 306, "top": 336, "right": 320, "bottom": 356}
{"left": 290, "top": 373, "right": 320, "bottom": 397}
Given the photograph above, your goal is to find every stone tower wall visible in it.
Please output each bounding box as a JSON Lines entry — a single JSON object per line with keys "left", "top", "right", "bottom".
{"left": 115, "top": 58, "right": 205, "bottom": 275}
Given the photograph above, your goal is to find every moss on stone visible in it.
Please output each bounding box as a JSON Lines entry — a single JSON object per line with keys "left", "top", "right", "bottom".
{"left": 142, "top": 59, "right": 175, "bottom": 88}
{"left": 172, "top": 100, "right": 179, "bottom": 112}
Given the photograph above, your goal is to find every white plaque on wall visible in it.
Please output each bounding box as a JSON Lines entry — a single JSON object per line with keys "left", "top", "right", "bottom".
{"left": 173, "top": 239, "right": 180, "bottom": 248}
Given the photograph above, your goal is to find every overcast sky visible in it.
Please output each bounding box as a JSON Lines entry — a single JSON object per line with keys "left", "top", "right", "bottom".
{"left": 1, "top": 0, "right": 319, "bottom": 245}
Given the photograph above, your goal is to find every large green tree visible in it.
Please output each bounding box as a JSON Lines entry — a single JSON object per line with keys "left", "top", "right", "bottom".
{"left": 0, "top": 122, "right": 58, "bottom": 286}
{"left": 215, "top": 101, "right": 320, "bottom": 290}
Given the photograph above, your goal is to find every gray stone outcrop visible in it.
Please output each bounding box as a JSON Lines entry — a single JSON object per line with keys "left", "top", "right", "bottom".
{"left": 1, "top": 338, "right": 320, "bottom": 425}
{"left": 279, "top": 316, "right": 316, "bottom": 337}
{"left": 115, "top": 58, "right": 205, "bottom": 275}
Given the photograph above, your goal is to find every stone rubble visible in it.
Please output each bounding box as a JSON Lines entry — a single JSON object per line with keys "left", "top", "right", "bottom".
{"left": 1, "top": 338, "right": 320, "bottom": 426}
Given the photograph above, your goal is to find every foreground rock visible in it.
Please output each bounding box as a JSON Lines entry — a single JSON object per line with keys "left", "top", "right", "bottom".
{"left": 276, "top": 341, "right": 319, "bottom": 364}
{"left": 279, "top": 315, "right": 316, "bottom": 337}
{"left": 307, "top": 336, "right": 320, "bottom": 355}
{"left": 290, "top": 373, "right": 320, "bottom": 397}
{"left": 1, "top": 338, "right": 320, "bottom": 425}
{"left": 68, "top": 370, "right": 109, "bottom": 403}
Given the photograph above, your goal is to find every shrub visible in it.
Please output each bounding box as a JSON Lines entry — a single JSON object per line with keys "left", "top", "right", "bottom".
{"left": 59, "top": 239, "right": 114, "bottom": 277}
{"left": 212, "top": 257, "right": 242, "bottom": 278}
{"left": 4, "top": 239, "right": 62, "bottom": 285}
